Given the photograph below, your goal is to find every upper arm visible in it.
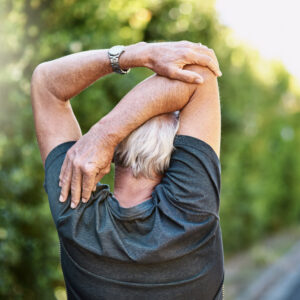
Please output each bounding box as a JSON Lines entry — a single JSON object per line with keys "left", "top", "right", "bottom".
{"left": 31, "top": 64, "right": 82, "bottom": 166}
{"left": 176, "top": 65, "right": 221, "bottom": 158}
{"left": 159, "top": 135, "right": 221, "bottom": 215}
{"left": 157, "top": 66, "right": 221, "bottom": 214}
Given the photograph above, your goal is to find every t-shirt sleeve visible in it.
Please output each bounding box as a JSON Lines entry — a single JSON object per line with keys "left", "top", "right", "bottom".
{"left": 159, "top": 135, "right": 221, "bottom": 215}
{"left": 43, "top": 141, "right": 77, "bottom": 227}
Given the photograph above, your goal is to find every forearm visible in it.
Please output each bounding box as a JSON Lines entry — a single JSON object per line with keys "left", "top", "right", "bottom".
{"left": 32, "top": 41, "right": 148, "bottom": 101}
{"left": 53, "top": 41, "right": 222, "bottom": 206}
{"left": 93, "top": 66, "right": 212, "bottom": 148}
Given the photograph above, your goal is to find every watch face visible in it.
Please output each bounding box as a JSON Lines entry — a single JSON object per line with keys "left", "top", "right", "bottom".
{"left": 109, "top": 45, "right": 125, "bottom": 56}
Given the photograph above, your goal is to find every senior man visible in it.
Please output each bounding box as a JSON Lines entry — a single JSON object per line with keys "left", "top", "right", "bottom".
{"left": 31, "top": 41, "right": 224, "bottom": 299}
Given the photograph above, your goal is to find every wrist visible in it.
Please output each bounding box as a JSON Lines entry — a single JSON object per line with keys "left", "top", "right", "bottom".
{"left": 119, "top": 41, "right": 152, "bottom": 70}
{"left": 92, "top": 117, "right": 122, "bottom": 149}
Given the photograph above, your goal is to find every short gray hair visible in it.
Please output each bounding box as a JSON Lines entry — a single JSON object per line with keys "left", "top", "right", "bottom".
{"left": 114, "top": 112, "right": 179, "bottom": 179}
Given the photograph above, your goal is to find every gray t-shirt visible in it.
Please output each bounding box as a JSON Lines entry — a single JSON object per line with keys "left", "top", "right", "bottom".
{"left": 44, "top": 135, "right": 224, "bottom": 299}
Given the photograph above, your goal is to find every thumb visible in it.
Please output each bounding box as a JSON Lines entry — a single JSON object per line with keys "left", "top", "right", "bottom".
{"left": 172, "top": 68, "right": 204, "bottom": 84}
{"left": 93, "top": 164, "right": 111, "bottom": 187}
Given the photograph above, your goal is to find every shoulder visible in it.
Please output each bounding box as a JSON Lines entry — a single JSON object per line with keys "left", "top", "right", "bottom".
{"left": 156, "top": 134, "right": 222, "bottom": 216}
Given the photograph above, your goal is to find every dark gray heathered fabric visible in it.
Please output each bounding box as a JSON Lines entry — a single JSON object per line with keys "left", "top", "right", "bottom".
{"left": 44, "top": 135, "right": 224, "bottom": 300}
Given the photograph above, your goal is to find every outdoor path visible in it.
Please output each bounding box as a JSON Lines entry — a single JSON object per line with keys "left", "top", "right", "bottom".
{"left": 224, "top": 226, "right": 300, "bottom": 300}
{"left": 237, "top": 240, "right": 300, "bottom": 300}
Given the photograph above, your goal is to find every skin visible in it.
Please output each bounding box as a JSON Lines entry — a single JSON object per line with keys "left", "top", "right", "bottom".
{"left": 114, "top": 165, "right": 163, "bottom": 208}
{"left": 112, "top": 65, "right": 221, "bottom": 208}
{"left": 31, "top": 40, "right": 221, "bottom": 209}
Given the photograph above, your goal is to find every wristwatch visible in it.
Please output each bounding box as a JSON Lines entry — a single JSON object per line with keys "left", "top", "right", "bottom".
{"left": 108, "top": 45, "right": 131, "bottom": 74}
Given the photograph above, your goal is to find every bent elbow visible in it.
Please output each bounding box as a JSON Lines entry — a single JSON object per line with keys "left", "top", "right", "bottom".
{"left": 31, "top": 62, "right": 48, "bottom": 90}
{"left": 30, "top": 62, "right": 55, "bottom": 105}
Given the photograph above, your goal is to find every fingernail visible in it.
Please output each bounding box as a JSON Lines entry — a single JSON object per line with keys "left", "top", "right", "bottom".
{"left": 218, "top": 71, "right": 222, "bottom": 76}
{"left": 195, "top": 78, "right": 203, "bottom": 84}
{"left": 58, "top": 181, "right": 62, "bottom": 187}
{"left": 71, "top": 202, "right": 76, "bottom": 209}
{"left": 82, "top": 198, "right": 87, "bottom": 203}
{"left": 59, "top": 195, "right": 64, "bottom": 202}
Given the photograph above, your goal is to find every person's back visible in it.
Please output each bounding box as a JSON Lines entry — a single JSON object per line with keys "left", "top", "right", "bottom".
{"left": 32, "top": 41, "right": 224, "bottom": 299}
{"left": 44, "top": 133, "right": 224, "bottom": 299}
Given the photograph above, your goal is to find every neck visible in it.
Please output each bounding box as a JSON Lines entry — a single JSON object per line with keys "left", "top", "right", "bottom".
{"left": 113, "top": 165, "right": 162, "bottom": 208}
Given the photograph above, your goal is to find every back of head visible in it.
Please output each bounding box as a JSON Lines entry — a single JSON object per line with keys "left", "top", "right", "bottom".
{"left": 114, "top": 112, "right": 179, "bottom": 179}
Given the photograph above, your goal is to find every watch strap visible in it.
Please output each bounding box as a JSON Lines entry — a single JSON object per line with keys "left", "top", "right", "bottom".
{"left": 108, "top": 46, "right": 131, "bottom": 74}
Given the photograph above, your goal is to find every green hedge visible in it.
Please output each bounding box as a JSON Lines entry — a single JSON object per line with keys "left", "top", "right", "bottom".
{"left": 0, "top": 0, "right": 299, "bottom": 298}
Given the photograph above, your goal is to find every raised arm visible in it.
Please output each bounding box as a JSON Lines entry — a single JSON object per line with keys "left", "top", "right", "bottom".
{"left": 31, "top": 41, "right": 221, "bottom": 163}
{"left": 58, "top": 64, "right": 219, "bottom": 208}
{"left": 31, "top": 40, "right": 221, "bottom": 208}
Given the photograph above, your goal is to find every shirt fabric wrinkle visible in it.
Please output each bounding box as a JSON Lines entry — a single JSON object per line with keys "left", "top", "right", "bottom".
{"left": 44, "top": 134, "right": 224, "bottom": 299}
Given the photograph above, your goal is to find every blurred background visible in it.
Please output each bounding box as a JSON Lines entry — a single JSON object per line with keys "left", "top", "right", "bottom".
{"left": 0, "top": 0, "right": 299, "bottom": 299}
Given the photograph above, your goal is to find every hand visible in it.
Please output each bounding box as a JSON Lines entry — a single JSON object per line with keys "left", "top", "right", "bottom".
{"left": 143, "top": 40, "right": 222, "bottom": 84}
{"left": 58, "top": 124, "right": 114, "bottom": 209}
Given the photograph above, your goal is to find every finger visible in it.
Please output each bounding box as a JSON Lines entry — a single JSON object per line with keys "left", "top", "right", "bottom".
{"left": 59, "top": 159, "right": 72, "bottom": 202}
{"left": 93, "top": 172, "right": 102, "bottom": 188}
{"left": 70, "top": 163, "right": 82, "bottom": 209}
{"left": 59, "top": 155, "right": 69, "bottom": 187}
{"left": 195, "top": 45, "right": 219, "bottom": 68}
{"left": 93, "top": 165, "right": 111, "bottom": 188}
{"left": 195, "top": 53, "right": 221, "bottom": 76}
{"left": 81, "top": 169, "right": 96, "bottom": 203}
{"left": 92, "top": 173, "right": 102, "bottom": 192}
{"left": 171, "top": 68, "right": 204, "bottom": 84}
{"left": 204, "top": 48, "right": 221, "bottom": 72}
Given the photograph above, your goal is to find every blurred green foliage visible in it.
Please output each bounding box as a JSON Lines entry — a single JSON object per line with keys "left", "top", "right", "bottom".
{"left": 0, "top": 0, "right": 299, "bottom": 298}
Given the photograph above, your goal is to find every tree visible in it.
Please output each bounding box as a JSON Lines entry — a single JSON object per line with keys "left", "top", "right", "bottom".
{"left": 0, "top": 0, "right": 299, "bottom": 298}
